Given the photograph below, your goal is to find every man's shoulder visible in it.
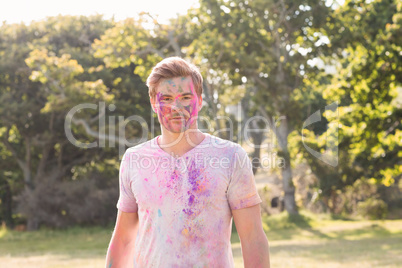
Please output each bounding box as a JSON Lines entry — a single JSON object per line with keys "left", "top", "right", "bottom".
{"left": 124, "top": 138, "right": 157, "bottom": 157}
{"left": 202, "top": 134, "right": 250, "bottom": 171}
{"left": 204, "top": 134, "right": 243, "bottom": 154}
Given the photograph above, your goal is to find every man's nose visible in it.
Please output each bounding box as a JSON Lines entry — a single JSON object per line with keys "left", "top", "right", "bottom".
{"left": 172, "top": 99, "right": 184, "bottom": 109}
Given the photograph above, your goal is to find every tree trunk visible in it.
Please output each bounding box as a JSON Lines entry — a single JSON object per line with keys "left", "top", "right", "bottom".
{"left": 258, "top": 106, "right": 298, "bottom": 214}
{"left": 250, "top": 129, "right": 264, "bottom": 175}
{"left": 0, "top": 177, "right": 14, "bottom": 228}
{"left": 281, "top": 152, "right": 298, "bottom": 214}
{"left": 276, "top": 117, "right": 298, "bottom": 215}
{"left": 27, "top": 217, "right": 40, "bottom": 231}
{"left": 202, "top": 81, "right": 223, "bottom": 137}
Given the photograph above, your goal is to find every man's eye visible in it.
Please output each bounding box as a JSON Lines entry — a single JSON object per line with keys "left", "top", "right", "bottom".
{"left": 161, "top": 98, "right": 172, "bottom": 102}
{"left": 183, "top": 96, "right": 192, "bottom": 100}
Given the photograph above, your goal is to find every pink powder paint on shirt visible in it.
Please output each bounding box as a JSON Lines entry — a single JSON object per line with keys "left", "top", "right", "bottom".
{"left": 166, "top": 234, "right": 173, "bottom": 244}
{"left": 116, "top": 133, "right": 262, "bottom": 267}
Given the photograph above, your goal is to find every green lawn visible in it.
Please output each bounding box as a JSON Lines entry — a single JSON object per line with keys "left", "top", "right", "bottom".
{"left": 1, "top": 212, "right": 401, "bottom": 268}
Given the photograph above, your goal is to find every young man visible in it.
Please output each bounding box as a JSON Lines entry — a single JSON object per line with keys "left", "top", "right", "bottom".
{"left": 106, "top": 57, "right": 270, "bottom": 267}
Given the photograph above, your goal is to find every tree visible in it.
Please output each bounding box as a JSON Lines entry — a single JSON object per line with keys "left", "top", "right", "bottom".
{"left": 300, "top": 0, "right": 402, "bottom": 212}
{"left": 0, "top": 16, "right": 118, "bottom": 229}
{"left": 191, "top": 0, "right": 332, "bottom": 214}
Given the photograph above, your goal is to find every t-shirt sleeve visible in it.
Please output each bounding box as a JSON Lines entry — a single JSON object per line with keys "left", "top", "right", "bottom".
{"left": 227, "top": 144, "right": 262, "bottom": 210}
{"left": 116, "top": 151, "right": 138, "bottom": 213}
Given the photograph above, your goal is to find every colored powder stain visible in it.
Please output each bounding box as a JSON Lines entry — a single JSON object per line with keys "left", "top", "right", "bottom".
{"left": 108, "top": 259, "right": 113, "bottom": 268}
{"left": 187, "top": 160, "right": 202, "bottom": 192}
{"left": 182, "top": 228, "right": 189, "bottom": 236}
{"left": 184, "top": 104, "right": 192, "bottom": 114}
{"left": 166, "top": 234, "right": 173, "bottom": 244}
{"left": 197, "top": 183, "right": 206, "bottom": 193}
{"left": 156, "top": 93, "right": 171, "bottom": 123}
{"left": 158, "top": 209, "right": 162, "bottom": 217}
{"left": 166, "top": 79, "right": 175, "bottom": 87}
{"left": 184, "top": 104, "right": 193, "bottom": 128}
{"left": 188, "top": 193, "right": 195, "bottom": 205}
{"left": 144, "top": 178, "right": 148, "bottom": 181}
{"left": 183, "top": 208, "right": 194, "bottom": 216}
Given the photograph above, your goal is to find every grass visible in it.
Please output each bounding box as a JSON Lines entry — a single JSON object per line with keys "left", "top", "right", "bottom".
{"left": 1, "top": 212, "right": 402, "bottom": 268}
{"left": 258, "top": 212, "right": 402, "bottom": 268}
{"left": 0, "top": 226, "right": 111, "bottom": 268}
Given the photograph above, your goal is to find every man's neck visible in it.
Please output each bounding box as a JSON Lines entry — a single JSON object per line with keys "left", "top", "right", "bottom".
{"left": 158, "top": 127, "right": 206, "bottom": 157}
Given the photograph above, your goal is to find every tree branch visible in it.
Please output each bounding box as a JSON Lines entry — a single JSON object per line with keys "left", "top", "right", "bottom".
{"left": 3, "top": 127, "right": 26, "bottom": 170}
{"left": 384, "top": 121, "right": 399, "bottom": 137}
{"left": 70, "top": 116, "right": 142, "bottom": 146}
{"left": 136, "top": 46, "right": 165, "bottom": 58}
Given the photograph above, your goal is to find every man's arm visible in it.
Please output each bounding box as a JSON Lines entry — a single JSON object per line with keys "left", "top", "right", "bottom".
{"left": 106, "top": 210, "right": 139, "bottom": 268}
{"left": 232, "top": 204, "right": 270, "bottom": 268}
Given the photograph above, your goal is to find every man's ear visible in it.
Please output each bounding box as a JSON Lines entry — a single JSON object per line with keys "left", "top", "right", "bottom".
{"left": 197, "top": 95, "right": 203, "bottom": 111}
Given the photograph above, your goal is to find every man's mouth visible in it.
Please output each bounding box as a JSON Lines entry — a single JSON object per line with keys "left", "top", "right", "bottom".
{"left": 170, "top": 116, "right": 186, "bottom": 120}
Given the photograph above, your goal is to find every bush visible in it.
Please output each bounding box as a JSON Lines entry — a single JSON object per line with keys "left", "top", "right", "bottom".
{"left": 258, "top": 186, "right": 271, "bottom": 215}
{"left": 332, "top": 179, "right": 378, "bottom": 216}
{"left": 17, "top": 174, "right": 119, "bottom": 230}
{"left": 357, "top": 198, "right": 388, "bottom": 220}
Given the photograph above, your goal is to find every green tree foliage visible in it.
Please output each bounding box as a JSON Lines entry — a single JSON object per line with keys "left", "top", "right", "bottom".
{"left": 300, "top": 0, "right": 402, "bottom": 212}
{"left": 0, "top": 16, "right": 149, "bottom": 229}
{"left": 1, "top": 1, "right": 401, "bottom": 228}
{"left": 92, "top": 14, "right": 198, "bottom": 136}
{"left": 191, "top": 0, "right": 332, "bottom": 214}
{"left": 93, "top": 14, "right": 193, "bottom": 80}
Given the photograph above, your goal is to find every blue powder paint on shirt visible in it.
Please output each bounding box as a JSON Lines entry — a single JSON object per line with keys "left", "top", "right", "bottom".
{"left": 158, "top": 209, "right": 162, "bottom": 217}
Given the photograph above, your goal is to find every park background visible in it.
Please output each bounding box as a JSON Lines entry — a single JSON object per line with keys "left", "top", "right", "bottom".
{"left": 0, "top": 0, "right": 401, "bottom": 267}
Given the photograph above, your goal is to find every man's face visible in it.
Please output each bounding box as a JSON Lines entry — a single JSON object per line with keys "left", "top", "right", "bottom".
{"left": 152, "top": 76, "right": 201, "bottom": 133}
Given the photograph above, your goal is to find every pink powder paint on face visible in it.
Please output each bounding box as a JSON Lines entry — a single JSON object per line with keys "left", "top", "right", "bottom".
{"left": 155, "top": 77, "right": 199, "bottom": 133}
{"left": 156, "top": 92, "right": 173, "bottom": 130}
{"left": 184, "top": 81, "right": 199, "bottom": 129}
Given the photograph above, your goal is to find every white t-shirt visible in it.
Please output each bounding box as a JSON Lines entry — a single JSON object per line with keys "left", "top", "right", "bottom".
{"left": 117, "top": 133, "right": 262, "bottom": 267}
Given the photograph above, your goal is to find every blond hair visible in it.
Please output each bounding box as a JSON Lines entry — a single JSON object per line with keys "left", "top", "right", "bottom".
{"left": 146, "top": 57, "right": 203, "bottom": 98}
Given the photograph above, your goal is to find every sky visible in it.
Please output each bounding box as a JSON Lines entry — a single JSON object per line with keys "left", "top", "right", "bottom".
{"left": 0, "top": 0, "right": 199, "bottom": 24}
